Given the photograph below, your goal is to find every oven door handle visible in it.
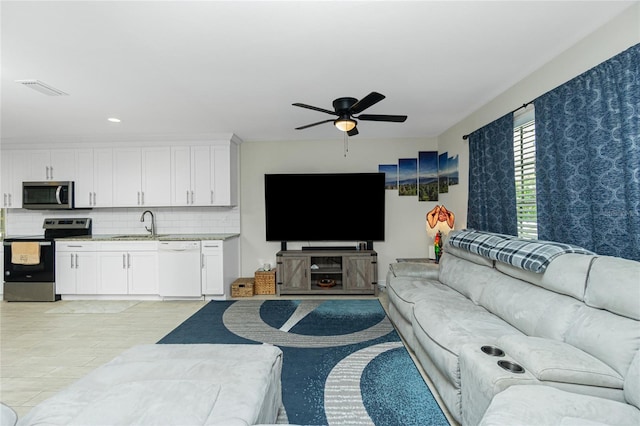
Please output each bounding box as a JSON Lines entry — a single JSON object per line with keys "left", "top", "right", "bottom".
{"left": 56, "top": 186, "right": 63, "bottom": 204}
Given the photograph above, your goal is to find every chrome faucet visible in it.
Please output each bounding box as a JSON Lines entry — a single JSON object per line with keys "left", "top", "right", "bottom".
{"left": 140, "top": 210, "right": 156, "bottom": 236}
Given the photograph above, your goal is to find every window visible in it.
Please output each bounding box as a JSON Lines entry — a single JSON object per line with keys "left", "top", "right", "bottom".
{"left": 513, "top": 112, "right": 537, "bottom": 239}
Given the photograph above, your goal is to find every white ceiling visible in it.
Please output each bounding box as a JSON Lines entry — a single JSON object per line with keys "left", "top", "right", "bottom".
{"left": 1, "top": 1, "right": 636, "bottom": 143}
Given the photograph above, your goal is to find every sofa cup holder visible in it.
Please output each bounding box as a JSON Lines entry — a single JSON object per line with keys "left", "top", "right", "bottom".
{"left": 497, "top": 360, "right": 525, "bottom": 374}
{"left": 481, "top": 345, "right": 505, "bottom": 357}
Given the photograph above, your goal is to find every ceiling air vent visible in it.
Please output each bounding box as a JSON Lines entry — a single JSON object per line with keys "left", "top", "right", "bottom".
{"left": 15, "top": 80, "right": 69, "bottom": 96}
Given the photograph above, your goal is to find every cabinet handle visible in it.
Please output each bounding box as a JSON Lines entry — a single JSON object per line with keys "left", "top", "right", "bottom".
{"left": 93, "top": 192, "right": 97, "bottom": 205}
{"left": 137, "top": 192, "right": 141, "bottom": 205}
{"left": 210, "top": 190, "right": 214, "bottom": 204}
{"left": 75, "top": 253, "right": 79, "bottom": 268}
{"left": 191, "top": 191, "right": 194, "bottom": 204}
{"left": 50, "top": 166, "right": 54, "bottom": 179}
{"left": 141, "top": 192, "right": 145, "bottom": 205}
{"left": 186, "top": 190, "right": 189, "bottom": 204}
{"left": 123, "top": 254, "right": 126, "bottom": 269}
{"left": 201, "top": 253, "right": 205, "bottom": 269}
{"left": 46, "top": 166, "right": 50, "bottom": 180}
{"left": 70, "top": 253, "right": 74, "bottom": 269}
{"left": 127, "top": 253, "right": 131, "bottom": 269}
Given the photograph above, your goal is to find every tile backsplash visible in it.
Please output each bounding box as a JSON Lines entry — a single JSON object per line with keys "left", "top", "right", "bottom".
{"left": 4, "top": 206, "right": 240, "bottom": 237}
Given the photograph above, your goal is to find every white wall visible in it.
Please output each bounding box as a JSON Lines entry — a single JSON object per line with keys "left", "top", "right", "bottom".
{"left": 437, "top": 3, "right": 640, "bottom": 229}
{"left": 239, "top": 136, "right": 445, "bottom": 282}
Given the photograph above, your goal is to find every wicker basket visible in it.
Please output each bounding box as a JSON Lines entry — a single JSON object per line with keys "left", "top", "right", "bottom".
{"left": 231, "top": 278, "right": 254, "bottom": 297}
{"left": 254, "top": 269, "right": 276, "bottom": 295}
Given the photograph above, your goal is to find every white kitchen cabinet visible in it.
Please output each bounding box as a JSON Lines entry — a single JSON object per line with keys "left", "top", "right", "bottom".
{"left": 210, "top": 144, "right": 238, "bottom": 206}
{"left": 29, "top": 149, "right": 77, "bottom": 181}
{"left": 1, "top": 150, "right": 30, "bottom": 208}
{"left": 76, "top": 149, "right": 113, "bottom": 207}
{"left": 171, "top": 146, "right": 193, "bottom": 206}
{"left": 201, "top": 242, "right": 223, "bottom": 295}
{"left": 113, "top": 147, "right": 171, "bottom": 207}
{"left": 97, "top": 242, "right": 158, "bottom": 295}
{"left": 171, "top": 143, "right": 237, "bottom": 207}
{"left": 201, "top": 237, "right": 239, "bottom": 299}
{"left": 55, "top": 242, "right": 98, "bottom": 295}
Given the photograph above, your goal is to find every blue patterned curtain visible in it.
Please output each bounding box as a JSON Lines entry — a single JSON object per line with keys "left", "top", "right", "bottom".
{"left": 535, "top": 44, "right": 640, "bottom": 261}
{"left": 467, "top": 113, "right": 518, "bottom": 235}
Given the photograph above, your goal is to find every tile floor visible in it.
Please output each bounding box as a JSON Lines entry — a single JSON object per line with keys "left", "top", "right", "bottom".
{"left": 1, "top": 294, "right": 455, "bottom": 424}
{"left": 1, "top": 299, "right": 207, "bottom": 418}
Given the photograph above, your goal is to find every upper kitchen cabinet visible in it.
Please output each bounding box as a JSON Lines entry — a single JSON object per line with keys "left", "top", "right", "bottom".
{"left": 170, "top": 140, "right": 238, "bottom": 207}
{"left": 113, "top": 147, "right": 171, "bottom": 207}
{"left": 28, "top": 149, "right": 77, "bottom": 181}
{"left": 1, "top": 150, "right": 30, "bottom": 208}
{"left": 76, "top": 148, "right": 114, "bottom": 208}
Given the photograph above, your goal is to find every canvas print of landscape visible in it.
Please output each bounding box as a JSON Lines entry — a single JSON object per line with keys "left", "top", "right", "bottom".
{"left": 378, "top": 151, "right": 458, "bottom": 200}
{"left": 398, "top": 158, "right": 418, "bottom": 196}
{"left": 448, "top": 154, "right": 459, "bottom": 185}
{"left": 438, "top": 152, "right": 449, "bottom": 194}
{"left": 378, "top": 164, "right": 398, "bottom": 190}
{"left": 419, "top": 151, "right": 439, "bottom": 201}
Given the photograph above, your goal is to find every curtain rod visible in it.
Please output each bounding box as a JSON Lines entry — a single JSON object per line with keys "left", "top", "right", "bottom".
{"left": 462, "top": 101, "right": 534, "bottom": 140}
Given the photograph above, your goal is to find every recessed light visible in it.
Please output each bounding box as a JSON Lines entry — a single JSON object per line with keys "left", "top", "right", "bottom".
{"left": 107, "top": 117, "right": 121, "bottom": 123}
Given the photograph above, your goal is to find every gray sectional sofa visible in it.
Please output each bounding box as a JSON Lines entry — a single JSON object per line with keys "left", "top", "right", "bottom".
{"left": 386, "top": 229, "right": 640, "bottom": 425}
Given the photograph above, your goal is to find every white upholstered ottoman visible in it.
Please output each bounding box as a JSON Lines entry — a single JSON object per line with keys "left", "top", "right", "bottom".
{"left": 17, "top": 344, "right": 283, "bottom": 426}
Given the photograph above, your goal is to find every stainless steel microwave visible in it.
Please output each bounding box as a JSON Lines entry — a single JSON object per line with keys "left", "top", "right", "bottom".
{"left": 22, "top": 181, "right": 75, "bottom": 210}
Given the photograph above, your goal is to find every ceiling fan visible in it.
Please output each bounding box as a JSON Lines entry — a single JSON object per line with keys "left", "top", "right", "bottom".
{"left": 292, "top": 91, "right": 407, "bottom": 136}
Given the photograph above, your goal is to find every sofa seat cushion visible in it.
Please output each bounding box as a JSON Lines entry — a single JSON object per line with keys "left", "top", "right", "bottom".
{"left": 386, "top": 276, "right": 457, "bottom": 324}
{"left": 479, "top": 385, "right": 640, "bottom": 426}
{"left": 497, "top": 336, "right": 624, "bottom": 388}
{"left": 412, "top": 296, "right": 522, "bottom": 386}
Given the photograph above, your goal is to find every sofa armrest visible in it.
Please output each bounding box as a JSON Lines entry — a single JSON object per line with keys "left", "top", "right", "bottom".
{"left": 388, "top": 262, "right": 439, "bottom": 279}
{"left": 497, "top": 335, "right": 623, "bottom": 388}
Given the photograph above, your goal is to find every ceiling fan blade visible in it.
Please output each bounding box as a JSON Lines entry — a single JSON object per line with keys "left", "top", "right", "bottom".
{"left": 357, "top": 114, "right": 407, "bottom": 123}
{"left": 349, "top": 92, "right": 385, "bottom": 114}
{"left": 295, "top": 118, "right": 335, "bottom": 130}
{"left": 292, "top": 103, "right": 337, "bottom": 116}
{"left": 347, "top": 127, "right": 359, "bottom": 137}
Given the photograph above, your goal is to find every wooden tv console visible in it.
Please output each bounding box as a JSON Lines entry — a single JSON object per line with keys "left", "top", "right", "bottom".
{"left": 276, "top": 249, "right": 378, "bottom": 296}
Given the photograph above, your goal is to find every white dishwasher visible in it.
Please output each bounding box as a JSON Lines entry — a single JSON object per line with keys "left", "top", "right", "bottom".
{"left": 158, "top": 241, "right": 202, "bottom": 298}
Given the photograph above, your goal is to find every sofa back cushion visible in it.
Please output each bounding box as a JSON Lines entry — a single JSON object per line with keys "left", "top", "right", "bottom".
{"left": 584, "top": 256, "right": 640, "bottom": 320}
{"left": 444, "top": 245, "right": 494, "bottom": 268}
{"left": 478, "top": 271, "right": 583, "bottom": 341}
{"left": 439, "top": 252, "right": 494, "bottom": 303}
{"left": 495, "top": 253, "right": 593, "bottom": 301}
{"left": 564, "top": 305, "right": 640, "bottom": 377}
{"left": 625, "top": 350, "right": 640, "bottom": 408}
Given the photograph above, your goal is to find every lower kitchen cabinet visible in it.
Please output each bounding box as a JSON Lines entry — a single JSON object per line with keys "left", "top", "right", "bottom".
{"left": 55, "top": 242, "right": 98, "bottom": 295}
{"left": 201, "top": 237, "right": 239, "bottom": 299}
{"left": 97, "top": 242, "right": 158, "bottom": 295}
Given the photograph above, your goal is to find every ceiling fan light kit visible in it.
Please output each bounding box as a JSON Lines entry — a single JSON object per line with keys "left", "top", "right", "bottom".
{"left": 293, "top": 91, "right": 407, "bottom": 136}
{"left": 334, "top": 117, "right": 356, "bottom": 132}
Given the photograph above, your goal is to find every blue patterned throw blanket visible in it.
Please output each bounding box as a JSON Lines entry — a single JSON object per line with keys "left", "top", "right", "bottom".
{"left": 448, "top": 229, "right": 594, "bottom": 273}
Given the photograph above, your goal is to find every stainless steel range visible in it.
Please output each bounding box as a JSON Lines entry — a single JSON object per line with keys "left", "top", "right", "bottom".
{"left": 3, "top": 218, "right": 92, "bottom": 302}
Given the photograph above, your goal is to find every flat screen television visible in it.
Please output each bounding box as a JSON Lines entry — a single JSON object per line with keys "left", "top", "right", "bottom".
{"left": 264, "top": 173, "right": 385, "bottom": 243}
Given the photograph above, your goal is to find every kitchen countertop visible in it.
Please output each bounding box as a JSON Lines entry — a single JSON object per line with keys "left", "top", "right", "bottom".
{"left": 59, "top": 233, "right": 240, "bottom": 242}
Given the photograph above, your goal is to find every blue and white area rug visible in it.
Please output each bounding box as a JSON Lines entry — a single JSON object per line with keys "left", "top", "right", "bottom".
{"left": 158, "top": 299, "right": 448, "bottom": 426}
